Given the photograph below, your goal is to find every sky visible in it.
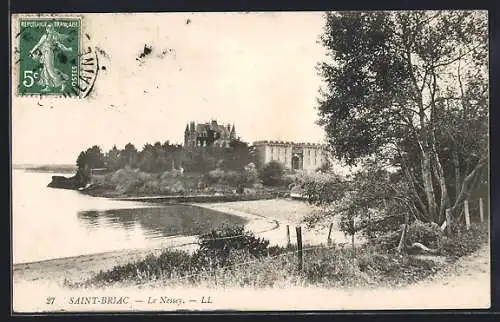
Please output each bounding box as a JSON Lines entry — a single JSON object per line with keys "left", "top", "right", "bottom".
{"left": 12, "top": 12, "right": 329, "bottom": 165}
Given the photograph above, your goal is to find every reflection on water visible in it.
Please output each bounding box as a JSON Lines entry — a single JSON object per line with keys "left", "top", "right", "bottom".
{"left": 77, "top": 206, "right": 247, "bottom": 240}
{"left": 12, "top": 169, "right": 247, "bottom": 264}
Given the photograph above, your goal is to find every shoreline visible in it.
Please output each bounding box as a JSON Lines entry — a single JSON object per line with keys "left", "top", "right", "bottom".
{"left": 12, "top": 199, "right": 295, "bottom": 286}
{"left": 13, "top": 177, "right": 341, "bottom": 288}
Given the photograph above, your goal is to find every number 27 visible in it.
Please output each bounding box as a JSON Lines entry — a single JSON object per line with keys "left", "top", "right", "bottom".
{"left": 46, "top": 297, "right": 55, "bottom": 305}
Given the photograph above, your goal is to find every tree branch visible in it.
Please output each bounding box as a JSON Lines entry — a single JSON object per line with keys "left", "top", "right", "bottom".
{"left": 432, "top": 43, "right": 483, "bottom": 69}
{"left": 450, "top": 157, "right": 487, "bottom": 213}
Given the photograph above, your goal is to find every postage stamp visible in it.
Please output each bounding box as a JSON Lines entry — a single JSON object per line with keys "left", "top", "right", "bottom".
{"left": 18, "top": 18, "right": 81, "bottom": 96}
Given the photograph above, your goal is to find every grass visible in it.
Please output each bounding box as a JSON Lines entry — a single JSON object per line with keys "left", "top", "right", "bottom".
{"left": 63, "top": 221, "right": 488, "bottom": 290}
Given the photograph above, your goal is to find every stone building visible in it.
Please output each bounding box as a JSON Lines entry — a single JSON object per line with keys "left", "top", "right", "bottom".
{"left": 184, "top": 120, "right": 236, "bottom": 148}
{"left": 252, "top": 140, "right": 328, "bottom": 172}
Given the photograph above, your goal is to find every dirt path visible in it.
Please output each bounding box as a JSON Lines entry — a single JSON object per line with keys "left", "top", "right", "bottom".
{"left": 411, "top": 242, "right": 490, "bottom": 291}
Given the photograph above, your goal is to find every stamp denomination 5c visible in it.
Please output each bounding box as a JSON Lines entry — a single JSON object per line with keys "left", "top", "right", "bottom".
{"left": 18, "top": 18, "right": 81, "bottom": 96}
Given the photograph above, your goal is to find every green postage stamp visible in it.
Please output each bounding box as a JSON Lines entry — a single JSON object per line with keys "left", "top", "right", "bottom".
{"left": 18, "top": 18, "right": 81, "bottom": 96}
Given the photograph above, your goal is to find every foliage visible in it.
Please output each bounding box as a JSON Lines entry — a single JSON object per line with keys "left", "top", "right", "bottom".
{"left": 204, "top": 169, "right": 242, "bottom": 187}
{"left": 258, "top": 160, "right": 285, "bottom": 186}
{"left": 317, "top": 11, "right": 488, "bottom": 224}
{"left": 242, "top": 163, "right": 260, "bottom": 187}
{"left": 406, "top": 221, "right": 444, "bottom": 249}
{"left": 85, "top": 226, "right": 283, "bottom": 286}
{"left": 301, "top": 160, "right": 415, "bottom": 250}
{"left": 198, "top": 225, "right": 270, "bottom": 266}
{"left": 299, "top": 171, "right": 346, "bottom": 206}
{"left": 438, "top": 222, "right": 489, "bottom": 257}
{"left": 81, "top": 237, "right": 442, "bottom": 289}
{"left": 76, "top": 139, "right": 251, "bottom": 180}
{"left": 103, "top": 167, "right": 195, "bottom": 195}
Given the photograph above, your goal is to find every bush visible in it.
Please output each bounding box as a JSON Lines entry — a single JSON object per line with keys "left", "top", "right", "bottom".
{"left": 221, "top": 171, "right": 242, "bottom": 187}
{"left": 205, "top": 169, "right": 225, "bottom": 185}
{"left": 281, "top": 173, "right": 297, "bottom": 189}
{"left": 367, "top": 220, "right": 444, "bottom": 251}
{"left": 204, "top": 169, "right": 243, "bottom": 187}
{"left": 299, "top": 171, "right": 346, "bottom": 205}
{"left": 304, "top": 246, "right": 369, "bottom": 285}
{"left": 198, "top": 225, "right": 270, "bottom": 265}
{"left": 438, "top": 222, "right": 488, "bottom": 257}
{"left": 356, "top": 246, "right": 400, "bottom": 274}
{"left": 259, "top": 161, "right": 284, "bottom": 186}
{"left": 406, "top": 220, "right": 444, "bottom": 249}
{"left": 86, "top": 226, "right": 280, "bottom": 287}
{"left": 242, "top": 163, "right": 260, "bottom": 187}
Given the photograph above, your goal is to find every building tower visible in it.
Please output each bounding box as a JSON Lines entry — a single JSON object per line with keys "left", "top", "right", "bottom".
{"left": 184, "top": 124, "right": 190, "bottom": 146}
{"left": 230, "top": 124, "right": 236, "bottom": 140}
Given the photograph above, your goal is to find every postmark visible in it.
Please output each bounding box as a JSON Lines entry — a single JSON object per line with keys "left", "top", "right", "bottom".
{"left": 16, "top": 17, "right": 98, "bottom": 98}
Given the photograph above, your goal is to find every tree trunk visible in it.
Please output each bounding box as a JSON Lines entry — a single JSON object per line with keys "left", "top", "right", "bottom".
{"left": 430, "top": 140, "right": 450, "bottom": 223}
{"left": 421, "top": 150, "right": 439, "bottom": 222}
{"left": 398, "top": 149, "right": 430, "bottom": 221}
{"left": 351, "top": 233, "right": 356, "bottom": 257}
{"left": 450, "top": 158, "right": 487, "bottom": 214}
{"left": 452, "top": 148, "right": 461, "bottom": 202}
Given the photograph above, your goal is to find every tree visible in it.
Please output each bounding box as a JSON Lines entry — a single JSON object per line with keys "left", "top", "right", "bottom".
{"left": 75, "top": 145, "right": 105, "bottom": 183}
{"left": 139, "top": 143, "right": 156, "bottom": 172}
{"left": 317, "top": 11, "right": 488, "bottom": 224}
{"left": 120, "top": 143, "right": 139, "bottom": 169}
{"left": 220, "top": 139, "right": 251, "bottom": 172}
{"left": 105, "top": 145, "right": 121, "bottom": 171}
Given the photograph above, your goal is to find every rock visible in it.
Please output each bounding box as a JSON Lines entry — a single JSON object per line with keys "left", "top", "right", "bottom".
{"left": 47, "top": 175, "right": 82, "bottom": 190}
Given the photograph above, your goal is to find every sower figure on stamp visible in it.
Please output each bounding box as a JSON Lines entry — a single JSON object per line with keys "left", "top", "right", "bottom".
{"left": 29, "top": 23, "right": 73, "bottom": 92}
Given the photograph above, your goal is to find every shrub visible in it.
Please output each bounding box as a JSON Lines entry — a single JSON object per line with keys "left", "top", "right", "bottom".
{"left": 205, "top": 169, "right": 225, "bottom": 185}
{"left": 259, "top": 161, "right": 285, "bottom": 186}
{"left": 438, "top": 222, "right": 488, "bottom": 257}
{"left": 204, "top": 169, "right": 243, "bottom": 187}
{"left": 405, "top": 220, "right": 444, "bottom": 249}
{"left": 304, "top": 246, "right": 368, "bottom": 285}
{"left": 242, "top": 163, "right": 260, "bottom": 187}
{"left": 281, "top": 173, "right": 297, "bottom": 189}
{"left": 366, "top": 220, "right": 443, "bottom": 251}
{"left": 220, "top": 171, "right": 242, "bottom": 187}
{"left": 198, "top": 225, "right": 270, "bottom": 265}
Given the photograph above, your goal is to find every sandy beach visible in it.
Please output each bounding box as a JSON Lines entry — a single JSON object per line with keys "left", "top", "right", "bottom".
{"left": 13, "top": 199, "right": 329, "bottom": 286}
{"left": 195, "top": 199, "right": 351, "bottom": 247}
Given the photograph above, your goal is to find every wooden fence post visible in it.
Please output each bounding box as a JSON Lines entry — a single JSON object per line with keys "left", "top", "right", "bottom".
{"left": 446, "top": 208, "right": 452, "bottom": 235}
{"left": 464, "top": 200, "right": 470, "bottom": 230}
{"left": 286, "top": 225, "right": 291, "bottom": 248}
{"left": 327, "top": 223, "right": 333, "bottom": 246}
{"left": 479, "top": 197, "right": 484, "bottom": 223}
{"left": 296, "top": 226, "right": 303, "bottom": 271}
